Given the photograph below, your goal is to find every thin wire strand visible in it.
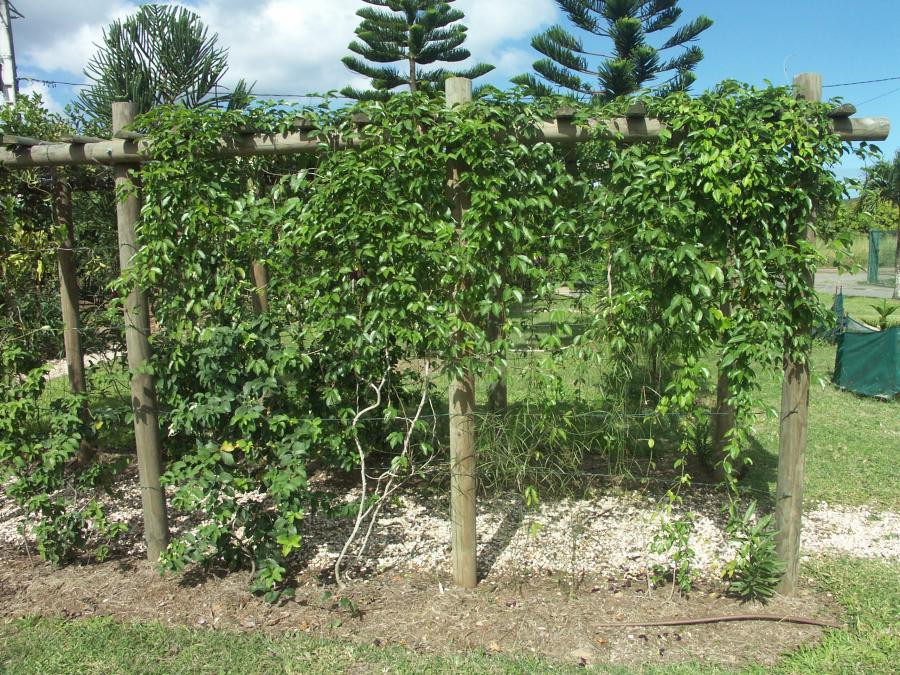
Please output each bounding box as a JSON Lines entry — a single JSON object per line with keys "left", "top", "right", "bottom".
{"left": 823, "top": 74, "right": 900, "bottom": 88}
{"left": 857, "top": 85, "right": 900, "bottom": 107}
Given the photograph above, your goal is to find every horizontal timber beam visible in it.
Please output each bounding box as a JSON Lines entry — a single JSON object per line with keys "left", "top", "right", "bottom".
{"left": 0, "top": 117, "right": 890, "bottom": 169}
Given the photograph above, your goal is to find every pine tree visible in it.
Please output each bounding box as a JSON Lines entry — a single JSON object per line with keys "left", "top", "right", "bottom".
{"left": 75, "top": 4, "right": 252, "bottom": 124}
{"left": 512, "top": 0, "right": 713, "bottom": 100}
{"left": 341, "top": 0, "right": 494, "bottom": 100}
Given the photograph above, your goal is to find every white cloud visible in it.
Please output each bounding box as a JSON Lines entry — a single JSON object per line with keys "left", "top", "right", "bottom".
{"left": 193, "top": 0, "right": 362, "bottom": 94}
{"left": 14, "top": 1, "right": 138, "bottom": 75}
{"left": 490, "top": 48, "right": 537, "bottom": 78}
{"left": 9, "top": 0, "right": 557, "bottom": 94}
{"left": 456, "top": 0, "right": 556, "bottom": 56}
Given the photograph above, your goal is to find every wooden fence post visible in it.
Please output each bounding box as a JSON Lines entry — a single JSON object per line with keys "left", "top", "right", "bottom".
{"left": 112, "top": 102, "right": 169, "bottom": 562}
{"left": 446, "top": 77, "right": 478, "bottom": 588}
{"left": 51, "top": 168, "right": 92, "bottom": 464}
{"left": 774, "top": 73, "right": 821, "bottom": 595}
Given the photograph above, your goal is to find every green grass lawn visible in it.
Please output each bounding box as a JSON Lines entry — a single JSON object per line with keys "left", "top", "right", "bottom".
{"left": 742, "top": 341, "right": 899, "bottom": 510}
{"left": 736, "top": 293, "right": 900, "bottom": 510}
{"left": 2, "top": 555, "right": 896, "bottom": 674}
{"left": 831, "top": 293, "right": 900, "bottom": 327}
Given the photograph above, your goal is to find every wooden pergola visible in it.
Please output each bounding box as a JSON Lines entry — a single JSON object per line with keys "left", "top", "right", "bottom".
{"left": 0, "top": 73, "right": 890, "bottom": 594}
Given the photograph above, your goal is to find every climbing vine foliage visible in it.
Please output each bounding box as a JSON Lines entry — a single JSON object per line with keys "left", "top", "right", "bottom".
{"left": 1, "top": 82, "right": 860, "bottom": 597}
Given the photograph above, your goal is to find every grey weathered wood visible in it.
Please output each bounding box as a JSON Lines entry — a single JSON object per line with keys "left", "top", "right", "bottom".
{"left": 58, "top": 135, "right": 107, "bottom": 144}
{"left": 774, "top": 73, "right": 820, "bottom": 596}
{"left": 775, "top": 355, "right": 809, "bottom": 595}
{"left": 113, "top": 129, "right": 145, "bottom": 141}
{"left": 830, "top": 117, "right": 889, "bottom": 141}
{"left": 626, "top": 102, "right": 647, "bottom": 118}
{"left": 0, "top": 116, "right": 889, "bottom": 168}
{"left": 449, "top": 372, "right": 477, "bottom": 589}
{"left": 793, "top": 73, "right": 822, "bottom": 103}
{"left": 51, "top": 168, "right": 93, "bottom": 465}
{"left": 112, "top": 102, "right": 169, "bottom": 562}
{"left": 446, "top": 76, "right": 478, "bottom": 589}
{"left": 828, "top": 103, "right": 856, "bottom": 118}
{"left": 2, "top": 134, "right": 45, "bottom": 146}
{"left": 535, "top": 116, "right": 666, "bottom": 145}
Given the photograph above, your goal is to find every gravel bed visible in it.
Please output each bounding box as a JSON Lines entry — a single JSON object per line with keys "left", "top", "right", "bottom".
{"left": 2, "top": 471, "right": 897, "bottom": 580}
{"left": 42, "top": 350, "right": 119, "bottom": 381}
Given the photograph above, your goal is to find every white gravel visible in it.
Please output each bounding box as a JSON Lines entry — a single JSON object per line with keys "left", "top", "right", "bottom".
{"left": 42, "top": 350, "right": 119, "bottom": 380}
{"left": 2, "top": 473, "right": 897, "bottom": 579}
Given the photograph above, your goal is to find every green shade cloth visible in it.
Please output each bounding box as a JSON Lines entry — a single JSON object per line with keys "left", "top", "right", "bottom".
{"left": 834, "top": 326, "right": 899, "bottom": 398}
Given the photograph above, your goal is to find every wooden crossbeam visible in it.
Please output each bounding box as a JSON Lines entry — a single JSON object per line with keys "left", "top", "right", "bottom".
{"left": 828, "top": 103, "right": 857, "bottom": 118}
{"left": 0, "top": 116, "right": 890, "bottom": 168}
{"left": 3, "top": 134, "right": 47, "bottom": 147}
{"left": 59, "top": 135, "right": 108, "bottom": 144}
{"left": 112, "top": 129, "right": 145, "bottom": 141}
{"left": 626, "top": 103, "right": 647, "bottom": 119}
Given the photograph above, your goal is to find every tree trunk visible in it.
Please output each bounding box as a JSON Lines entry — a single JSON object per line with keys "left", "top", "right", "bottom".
{"left": 408, "top": 56, "right": 417, "bottom": 93}
{"left": 710, "top": 366, "right": 736, "bottom": 482}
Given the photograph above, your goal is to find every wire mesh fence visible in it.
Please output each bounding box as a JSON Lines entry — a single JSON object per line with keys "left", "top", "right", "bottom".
{"left": 867, "top": 229, "right": 898, "bottom": 288}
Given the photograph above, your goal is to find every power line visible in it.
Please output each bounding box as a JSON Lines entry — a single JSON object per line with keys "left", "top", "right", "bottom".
{"left": 17, "top": 77, "right": 352, "bottom": 101}
{"left": 18, "top": 75, "right": 88, "bottom": 88}
{"left": 824, "top": 74, "right": 900, "bottom": 88}
{"left": 857, "top": 85, "right": 900, "bottom": 107}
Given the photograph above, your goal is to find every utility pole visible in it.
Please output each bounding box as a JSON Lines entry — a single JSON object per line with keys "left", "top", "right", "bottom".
{"left": 0, "top": 0, "right": 19, "bottom": 105}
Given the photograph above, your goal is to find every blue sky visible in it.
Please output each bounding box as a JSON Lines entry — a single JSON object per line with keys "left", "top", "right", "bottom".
{"left": 10, "top": 0, "right": 899, "bottom": 180}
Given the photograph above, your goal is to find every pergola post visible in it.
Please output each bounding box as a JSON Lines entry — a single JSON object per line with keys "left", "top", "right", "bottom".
{"left": 112, "top": 102, "right": 169, "bottom": 562}
{"left": 774, "top": 73, "right": 821, "bottom": 595}
{"left": 446, "top": 77, "right": 478, "bottom": 589}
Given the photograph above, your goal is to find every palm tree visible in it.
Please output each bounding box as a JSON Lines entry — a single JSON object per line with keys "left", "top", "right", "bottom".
{"left": 74, "top": 4, "right": 251, "bottom": 125}
{"left": 862, "top": 149, "right": 900, "bottom": 299}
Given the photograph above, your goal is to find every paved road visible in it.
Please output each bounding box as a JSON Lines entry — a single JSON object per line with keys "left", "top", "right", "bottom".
{"left": 815, "top": 268, "right": 895, "bottom": 299}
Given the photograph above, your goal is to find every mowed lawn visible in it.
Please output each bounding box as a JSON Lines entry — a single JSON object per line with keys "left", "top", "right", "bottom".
{"left": 740, "top": 294, "right": 899, "bottom": 510}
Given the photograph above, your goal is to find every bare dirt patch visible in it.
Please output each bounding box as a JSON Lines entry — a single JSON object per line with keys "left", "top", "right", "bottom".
{"left": 0, "top": 550, "right": 839, "bottom": 671}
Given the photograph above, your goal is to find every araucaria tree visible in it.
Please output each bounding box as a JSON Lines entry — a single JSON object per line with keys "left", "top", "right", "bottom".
{"left": 341, "top": 0, "right": 494, "bottom": 100}
{"left": 75, "top": 4, "right": 251, "bottom": 124}
{"left": 513, "top": 0, "right": 713, "bottom": 99}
